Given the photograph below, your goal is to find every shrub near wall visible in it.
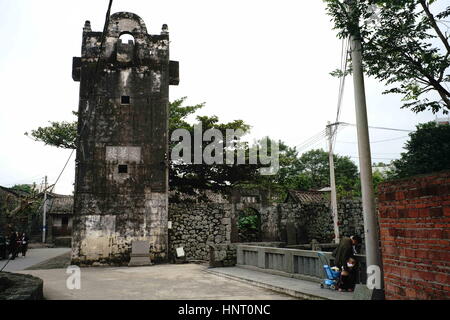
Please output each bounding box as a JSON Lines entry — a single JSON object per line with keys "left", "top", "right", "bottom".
{"left": 378, "top": 171, "right": 450, "bottom": 300}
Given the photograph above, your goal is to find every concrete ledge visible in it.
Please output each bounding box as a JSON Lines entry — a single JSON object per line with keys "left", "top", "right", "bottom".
{"left": 206, "top": 266, "right": 353, "bottom": 300}
{"left": 236, "top": 264, "right": 322, "bottom": 283}
{"left": 0, "top": 272, "right": 44, "bottom": 300}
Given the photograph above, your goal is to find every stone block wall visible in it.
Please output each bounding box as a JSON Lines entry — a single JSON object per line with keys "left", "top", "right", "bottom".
{"left": 378, "top": 171, "right": 450, "bottom": 300}
{"left": 274, "top": 200, "right": 364, "bottom": 245}
{"left": 168, "top": 203, "right": 232, "bottom": 261}
{"left": 209, "top": 243, "right": 238, "bottom": 267}
{"left": 169, "top": 198, "right": 365, "bottom": 262}
{"left": 338, "top": 199, "right": 365, "bottom": 244}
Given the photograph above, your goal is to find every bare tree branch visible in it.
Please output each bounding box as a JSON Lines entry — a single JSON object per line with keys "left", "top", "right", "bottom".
{"left": 419, "top": 0, "right": 450, "bottom": 53}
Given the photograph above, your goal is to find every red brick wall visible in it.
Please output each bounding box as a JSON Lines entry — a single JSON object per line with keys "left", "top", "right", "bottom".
{"left": 378, "top": 171, "right": 450, "bottom": 300}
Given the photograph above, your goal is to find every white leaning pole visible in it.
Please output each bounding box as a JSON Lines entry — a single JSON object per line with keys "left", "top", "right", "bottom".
{"left": 327, "top": 122, "right": 340, "bottom": 244}
{"left": 347, "top": 0, "right": 384, "bottom": 292}
{"left": 42, "top": 175, "right": 47, "bottom": 243}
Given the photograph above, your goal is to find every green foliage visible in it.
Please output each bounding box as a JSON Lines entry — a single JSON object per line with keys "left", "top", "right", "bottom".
{"left": 26, "top": 98, "right": 258, "bottom": 192}
{"left": 324, "top": 0, "right": 450, "bottom": 114}
{"left": 238, "top": 208, "right": 261, "bottom": 242}
{"left": 242, "top": 141, "right": 301, "bottom": 199}
{"left": 297, "top": 149, "right": 359, "bottom": 194}
{"left": 245, "top": 146, "right": 360, "bottom": 199}
{"left": 25, "top": 120, "right": 77, "bottom": 149}
{"left": 169, "top": 98, "right": 258, "bottom": 192}
{"left": 11, "top": 184, "right": 33, "bottom": 194}
{"left": 0, "top": 184, "right": 43, "bottom": 236}
{"left": 351, "top": 165, "right": 389, "bottom": 197}
{"left": 238, "top": 215, "right": 259, "bottom": 231}
{"left": 391, "top": 121, "right": 450, "bottom": 177}
{"left": 27, "top": 99, "right": 367, "bottom": 197}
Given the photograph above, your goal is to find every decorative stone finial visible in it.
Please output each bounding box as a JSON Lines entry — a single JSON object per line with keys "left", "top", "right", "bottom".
{"left": 83, "top": 20, "right": 92, "bottom": 32}
{"left": 161, "top": 24, "right": 169, "bottom": 35}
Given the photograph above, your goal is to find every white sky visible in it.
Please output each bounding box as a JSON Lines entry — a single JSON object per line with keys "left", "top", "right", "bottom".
{"left": 0, "top": 0, "right": 447, "bottom": 195}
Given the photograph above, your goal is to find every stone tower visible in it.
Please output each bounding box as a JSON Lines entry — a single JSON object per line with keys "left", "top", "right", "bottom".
{"left": 71, "top": 12, "right": 179, "bottom": 265}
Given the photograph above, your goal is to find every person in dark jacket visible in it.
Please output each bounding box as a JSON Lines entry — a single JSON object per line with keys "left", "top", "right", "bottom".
{"left": 8, "top": 231, "right": 18, "bottom": 260}
{"left": 15, "top": 231, "right": 22, "bottom": 256}
{"left": 332, "top": 235, "right": 361, "bottom": 269}
{"left": 20, "top": 233, "right": 29, "bottom": 257}
{"left": 337, "top": 256, "right": 358, "bottom": 291}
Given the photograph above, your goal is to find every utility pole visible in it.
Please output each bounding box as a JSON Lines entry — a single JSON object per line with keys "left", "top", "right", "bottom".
{"left": 42, "top": 175, "right": 47, "bottom": 243}
{"left": 327, "top": 121, "right": 340, "bottom": 244}
{"left": 346, "top": 0, "right": 384, "bottom": 291}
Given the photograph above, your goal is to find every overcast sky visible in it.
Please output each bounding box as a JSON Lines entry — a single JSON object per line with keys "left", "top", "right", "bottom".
{"left": 0, "top": 0, "right": 447, "bottom": 194}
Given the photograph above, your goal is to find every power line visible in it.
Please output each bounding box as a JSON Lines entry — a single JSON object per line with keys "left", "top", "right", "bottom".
{"left": 298, "top": 39, "right": 350, "bottom": 156}
{"left": 42, "top": 1, "right": 112, "bottom": 221}
{"left": 337, "top": 135, "right": 409, "bottom": 144}
{"left": 349, "top": 156, "right": 396, "bottom": 160}
{"left": 44, "top": 149, "right": 75, "bottom": 218}
{"left": 295, "top": 129, "right": 327, "bottom": 151}
{"left": 371, "top": 135, "right": 409, "bottom": 143}
{"left": 339, "top": 122, "right": 413, "bottom": 132}
{"left": 334, "top": 38, "right": 350, "bottom": 136}
{"left": 49, "top": 150, "right": 75, "bottom": 194}
{"left": 295, "top": 130, "right": 327, "bottom": 153}
{"left": 77, "top": 0, "right": 114, "bottom": 159}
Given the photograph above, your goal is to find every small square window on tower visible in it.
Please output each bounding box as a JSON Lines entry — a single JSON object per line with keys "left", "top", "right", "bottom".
{"left": 118, "top": 164, "right": 128, "bottom": 174}
{"left": 121, "top": 96, "right": 130, "bottom": 104}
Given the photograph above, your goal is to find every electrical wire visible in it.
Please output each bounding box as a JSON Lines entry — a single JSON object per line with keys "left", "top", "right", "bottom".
{"left": 43, "top": 149, "right": 75, "bottom": 226}
{"left": 295, "top": 129, "right": 327, "bottom": 150}
{"left": 295, "top": 130, "right": 328, "bottom": 153}
{"left": 337, "top": 135, "right": 409, "bottom": 144}
{"left": 339, "top": 122, "right": 413, "bottom": 132}
{"left": 77, "top": 0, "right": 114, "bottom": 158}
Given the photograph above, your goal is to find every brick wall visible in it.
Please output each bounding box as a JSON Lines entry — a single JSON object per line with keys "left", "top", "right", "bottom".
{"left": 378, "top": 171, "right": 450, "bottom": 300}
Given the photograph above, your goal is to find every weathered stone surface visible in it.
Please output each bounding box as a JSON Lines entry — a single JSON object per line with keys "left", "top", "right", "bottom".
{"left": 128, "top": 240, "right": 152, "bottom": 266}
{"left": 0, "top": 272, "right": 43, "bottom": 300}
{"left": 353, "top": 284, "right": 385, "bottom": 300}
{"left": 168, "top": 203, "right": 232, "bottom": 261}
{"left": 168, "top": 192, "right": 365, "bottom": 262}
{"left": 209, "top": 242, "right": 285, "bottom": 268}
{"left": 71, "top": 11, "right": 179, "bottom": 266}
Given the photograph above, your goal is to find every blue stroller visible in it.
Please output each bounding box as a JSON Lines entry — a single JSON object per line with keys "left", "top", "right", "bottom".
{"left": 317, "top": 251, "right": 340, "bottom": 290}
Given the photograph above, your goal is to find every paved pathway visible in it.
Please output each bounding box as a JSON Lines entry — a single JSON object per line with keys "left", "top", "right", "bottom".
{"left": 0, "top": 248, "right": 71, "bottom": 272}
{"left": 18, "top": 264, "right": 298, "bottom": 300}
{"left": 207, "top": 267, "right": 354, "bottom": 300}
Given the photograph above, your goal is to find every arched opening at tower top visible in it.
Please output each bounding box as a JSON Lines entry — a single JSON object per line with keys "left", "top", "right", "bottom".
{"left": 119, "top": 33, "right": 135, "bottom": 44}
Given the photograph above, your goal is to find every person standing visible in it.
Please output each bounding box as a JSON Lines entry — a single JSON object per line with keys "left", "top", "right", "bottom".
{"left": 332, "top": 235, "right": 361, "bottom": 269}
{"left": 15, "top": 231, "right": 21, "bottom": 257}
{"left": 20, "top": 233, "right": 29, "bottom": 257}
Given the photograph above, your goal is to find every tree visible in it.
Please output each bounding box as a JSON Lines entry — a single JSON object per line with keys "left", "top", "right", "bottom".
{"left": 26, "top": 98, "right": 259, "bottom": 192}
{"left": 352, "top": 163, "right": 391, "bottom": 196}
{"left": 325, "top": 0, "right": 450, "bottom": 114}
{"left": 169, "top": 102, "right": 260, "bottom": 192}
{"left": 0, "top": 184, "right": 43, "bottom": 236}
{"left": 243, "top": 147, "right": 360, "bottom": 198}
{"left": 391, "top": 121, "right": 450, "bottom": 177}
{"left": 11, "top": 184, "right": 34, "bottom": 194}
{"left": 241, "top": 141, "right": 303, "bottom": 199}
{"left": 297, "top": 149, "right": 359, "bottom": 193}
{"left": 25, "top": 114, "right": 78, "bottom": 149}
